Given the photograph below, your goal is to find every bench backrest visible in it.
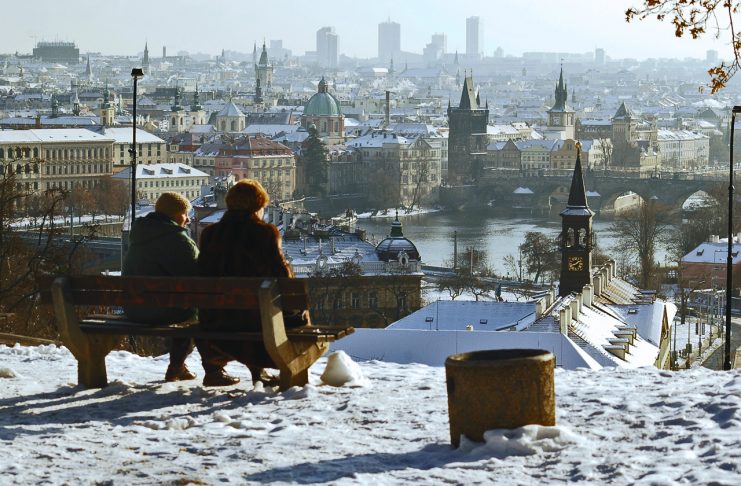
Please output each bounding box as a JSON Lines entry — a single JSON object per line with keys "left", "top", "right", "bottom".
{"left": 49, "top": 275, "right": 308, "bottom": 312}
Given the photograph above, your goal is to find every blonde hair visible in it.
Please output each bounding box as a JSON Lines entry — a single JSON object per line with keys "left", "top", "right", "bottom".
{"left": 225, "top": 179, "right": 270, "bottom": 213}
{"left": 155, "top": 192, "right": 191, "bottom": 219}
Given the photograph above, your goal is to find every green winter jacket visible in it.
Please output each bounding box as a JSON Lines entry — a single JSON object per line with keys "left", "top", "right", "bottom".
{"left": 122, "top": 211, "right": 199, "bottom": 323}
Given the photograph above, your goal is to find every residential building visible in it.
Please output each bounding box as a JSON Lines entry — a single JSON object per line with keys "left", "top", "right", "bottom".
{"left": 112, "top": 162, "right": 208, "bottom": 203}
{"left": 88, "top": 127, "right": 166, "bottom": 172}
{"left": 656, "top": 129, "right": 709, "bottom": 170}
{"left": 0, "top": 128, "right": 114, "bottom": 193}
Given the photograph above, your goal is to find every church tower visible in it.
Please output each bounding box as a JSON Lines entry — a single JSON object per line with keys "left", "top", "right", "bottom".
{"left": 99, "top": 82, "right": 115, "bottom": 126}
{"left": 547, "top": 65, "right": 575, "bottom": 139}
{"left": 189, "top": 85, "right": 206, "bottom": 126}
{"left": 446, "top": 74, "right": 489, "bottom": 184}
{"left": 170, "top": 86, "right": 186, "bottom": 133}
{"left": 558, "top": 142, "right": 594, "bottom": 297}
{"left": 255, "top": 41, "right": 273, "bottom": 89}
{"left": 142, "top": 42, "right": 150, "bottom": 74}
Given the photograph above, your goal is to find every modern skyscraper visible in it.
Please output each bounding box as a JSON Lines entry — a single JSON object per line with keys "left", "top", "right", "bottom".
{"left": 466, "top": 16, "right": 483, "bottom": 59}
{"left": 378, "top": 19, "right": 401, "bottom": 63}
{"left": 316, "top": 27, "right": 339, "bottom": 68}
{"left": 595, "top": 48, "right": 606, "bottom": 65}
{"left": 431, "top": 33, "right": 447, "bottom": 54}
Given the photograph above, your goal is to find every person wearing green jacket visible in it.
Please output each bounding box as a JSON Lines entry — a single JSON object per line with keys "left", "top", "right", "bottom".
{"left": 123, "top": 192, "right": 199, "bottom": 382}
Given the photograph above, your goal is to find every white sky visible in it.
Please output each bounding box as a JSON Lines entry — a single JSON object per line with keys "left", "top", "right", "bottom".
{"left": 4, "top": 0, "right": 730, "bottom": 60}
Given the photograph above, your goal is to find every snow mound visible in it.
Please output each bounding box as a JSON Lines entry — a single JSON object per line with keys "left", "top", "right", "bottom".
{"left": 320, "top": 351, "right": 366, "bottom": 387}
{"left": 460, "top": 424, "right": 581, "bottom": 458}
{"left": 0, "top": 367, "right": 17, "bottom": 378}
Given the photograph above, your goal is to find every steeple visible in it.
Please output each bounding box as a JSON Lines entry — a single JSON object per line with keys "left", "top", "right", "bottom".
{"left": 51, "top": 94, "right": 59, "bottom": 118}
{"left": 458, "top": 75, "right": 478, "bottom": 110}
{"left": 142, "top": 41, "right": 149, "bottom": 72}
{"left": 565, "top": 143, "right": 589, "bottom": 209}
{"left": 171, "top": 84, "right": 183, "bottom": 112}
{"left": 192, "top": 85, "right": 202, "bottom": 111}
{"left": 85, "top": 55, "right": 92, "bottom": 82}
{"left": 72, "top": 89, "right": 80, "bottom": 116}
{"left": 551, "top": 64, "right": 568, "bottom": 111}
{"left": 258, "top": 41, "right": 269, "bottom": 66}
{"left": 558, "top": 141, "right": 594, "bottom": 297}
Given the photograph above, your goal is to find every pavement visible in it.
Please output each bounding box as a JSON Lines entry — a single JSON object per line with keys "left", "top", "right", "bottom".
{"left": 698, "top": 317, "right": 741, "bottom": 370}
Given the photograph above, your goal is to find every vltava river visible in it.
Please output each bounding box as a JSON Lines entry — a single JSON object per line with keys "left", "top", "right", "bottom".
{"left": 356, "top": 209, "right": 667, "bottom": 273}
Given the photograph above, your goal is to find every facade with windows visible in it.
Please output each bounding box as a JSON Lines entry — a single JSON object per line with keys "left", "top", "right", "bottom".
{"left": 89, "top": 127, "right": 166, "bottom": 172}
{"left": 112, "top": 163, "right": 208, "bottom": 203}
{"left": 0, "top": 128, "right": 114, "bottom": 193}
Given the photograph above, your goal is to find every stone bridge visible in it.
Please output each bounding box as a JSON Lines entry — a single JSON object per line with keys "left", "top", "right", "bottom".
{"left": 443, "top": 171, "right": 731, "bottom": 214}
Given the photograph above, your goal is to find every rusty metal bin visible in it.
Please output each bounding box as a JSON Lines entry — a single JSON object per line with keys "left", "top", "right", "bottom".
{"left": 445, "top": 349, "right": 556, "bottom": 448}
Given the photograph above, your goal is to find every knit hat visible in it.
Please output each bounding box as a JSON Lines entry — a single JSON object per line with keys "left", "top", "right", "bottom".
{"left": 155, "top": 192, "right": 191, "bottom": 219}
{"left": 225, "top": 179, "right": 270, "bottom": 213}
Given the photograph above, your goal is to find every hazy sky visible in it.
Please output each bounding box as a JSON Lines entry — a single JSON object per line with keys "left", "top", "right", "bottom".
{"left": 6, "top": 0, "right": 730, "bottom": 60}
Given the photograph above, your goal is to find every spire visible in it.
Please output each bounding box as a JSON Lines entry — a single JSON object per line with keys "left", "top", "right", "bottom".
{"left": 172, "top": 83, "right": 183, "bottom": 112}
{"left": 192, "top": 84, "right": 202, "bottom": 111}
{"left": 458, "top": 75, "right": 478, "bottom": 110}
{"left": 550, "top": 64, "right": 568, "bottom": 111}
{"left": 390, "top": 209, "right": 404, "bottom": 237}
{"left": 566, "top": 142, "right": 588, "bottom": 208}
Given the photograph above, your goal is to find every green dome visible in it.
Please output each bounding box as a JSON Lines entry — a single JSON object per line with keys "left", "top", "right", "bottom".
{"left": 304, "top": 78, "right": 342, "bottom": 117}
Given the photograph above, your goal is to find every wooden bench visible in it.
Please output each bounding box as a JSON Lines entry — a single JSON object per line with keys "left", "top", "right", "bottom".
{"left": 46, "top": 275, "right": 354, "bottom": 391}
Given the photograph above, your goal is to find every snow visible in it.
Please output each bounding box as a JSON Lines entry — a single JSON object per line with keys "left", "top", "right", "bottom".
{"left": 1, "top": 343, "right": 739, "bottom": 485}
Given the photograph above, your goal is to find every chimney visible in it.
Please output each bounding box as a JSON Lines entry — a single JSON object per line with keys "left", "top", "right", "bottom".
{"left": 535, "top": 299, "right": 544, "bottom": 318}
{"left": 594, "top": 275, "right": 602, "bottom": 296}
{"left": 583, "top": 284, "right": 593, "bottom": 307}
{"left": 559, "top": 306, "right": 570, "bottom": 334}
{"left": 570, "top": 298, "right": 580, "bottom": 321}
{"left": 385, "top": 90, "right": 390, "bottom": 126}
{"left": 35, "top": 115, "right": 41, "bottom": 128}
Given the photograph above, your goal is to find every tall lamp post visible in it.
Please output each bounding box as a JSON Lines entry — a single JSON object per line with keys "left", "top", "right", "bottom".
{"left": 129, "top": 68, "right": 144, "bottom": 226}
{"left": 726, "top": 106, "right": 741, "bottom": 370}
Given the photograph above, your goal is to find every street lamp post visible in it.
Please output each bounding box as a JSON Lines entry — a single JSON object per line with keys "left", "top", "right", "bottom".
{"left": 725, "top": 106, "right": 741, "bottom": 370}
{"left": 130, "top": 68, "right": 144, "bottom": 226}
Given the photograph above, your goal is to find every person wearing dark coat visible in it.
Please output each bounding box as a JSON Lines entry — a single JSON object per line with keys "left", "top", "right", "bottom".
{"left": 196, "top": 179, "right": 307, "bottom": 387}
{"left": 122, "top": 192, "right": 199, "bottom": 382}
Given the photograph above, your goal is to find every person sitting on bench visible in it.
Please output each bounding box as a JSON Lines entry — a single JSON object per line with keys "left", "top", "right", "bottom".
{"left": 122, "top": 192, "right": 199, "bottom": 382}
{"left": 196, "top": 179, "right": 309, "bottom": 387}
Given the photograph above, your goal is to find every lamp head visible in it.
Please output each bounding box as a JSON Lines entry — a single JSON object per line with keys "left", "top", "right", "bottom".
{"left": 130, "top": 68, "right": 144, "bottom": 79}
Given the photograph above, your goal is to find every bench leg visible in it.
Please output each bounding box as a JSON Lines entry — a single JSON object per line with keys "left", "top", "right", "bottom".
{"left": 279, "top": 368, "right": 309, "bottom": 391}
{"left": 51, "top": 277, "right": 121, "bottom": 388}
{"left": 77, "top": 344, "right": 112, "bottom": 388}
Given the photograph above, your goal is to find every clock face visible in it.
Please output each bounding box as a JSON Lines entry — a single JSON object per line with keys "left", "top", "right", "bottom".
{"left": 552, "top": 115, "right": 561, "bottom": 125}
{"left": 568, "top": 256, "right": 585, "bottom": 272}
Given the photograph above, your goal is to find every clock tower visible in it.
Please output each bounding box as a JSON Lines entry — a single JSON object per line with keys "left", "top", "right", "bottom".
{"left": 559, "top": 142, "right": 594, "bottom": 297}
{"left": 547, "top": 65, "right": 575, "bottom": 139}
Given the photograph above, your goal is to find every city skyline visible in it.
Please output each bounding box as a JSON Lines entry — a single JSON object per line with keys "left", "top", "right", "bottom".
{"left": 5, "top": 0, "right": 729, "bottom": 62}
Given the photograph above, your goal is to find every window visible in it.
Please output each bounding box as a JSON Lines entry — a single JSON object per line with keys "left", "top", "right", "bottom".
{"left": 368, "top": 292, "right": 378, "bottom": 309}
{"left": 351, "top": 293, "right": 360, "bottom": 309}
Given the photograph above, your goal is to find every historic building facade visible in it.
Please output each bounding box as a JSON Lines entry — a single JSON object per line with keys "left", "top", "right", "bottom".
{"left": 301, "top": 78, "right": 345, "bottom": 144}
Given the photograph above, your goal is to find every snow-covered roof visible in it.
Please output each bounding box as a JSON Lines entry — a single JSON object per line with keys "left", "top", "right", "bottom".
{"left": 0, "top": 128, "right": 114, "bottom": 143}
{"left": 387, "top": 300, "right": 536, "bottom": 331}
{"left": 90, "top": 127, "right": 165, "bottom": 144}
{"left": 682, "top": 239, "right": 741, "bottom": 264}
{"left": 113, "top": 163, "right": 208, "bottom": 179}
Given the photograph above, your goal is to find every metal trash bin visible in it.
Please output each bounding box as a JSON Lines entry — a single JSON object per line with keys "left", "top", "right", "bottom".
{"left": 445, "top": 349, "right": 556, "bottom": 448}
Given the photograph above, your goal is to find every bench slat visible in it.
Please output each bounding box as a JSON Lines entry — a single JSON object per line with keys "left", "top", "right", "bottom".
{"left": 41, "top": 275, "right": 308, "bottom": 310}
{"left": 79, "top": 319, "right": 352, "bottom": 342}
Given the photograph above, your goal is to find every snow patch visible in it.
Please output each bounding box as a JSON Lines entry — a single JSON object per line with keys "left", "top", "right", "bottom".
{"left": 0, "top": 367, "right": 17, "bottom": 378}
{"left": 460, "top": 424, "right": 581, "bottom": 458}
{"left": 320, "top": 351, "right": 366, "bottom": 387}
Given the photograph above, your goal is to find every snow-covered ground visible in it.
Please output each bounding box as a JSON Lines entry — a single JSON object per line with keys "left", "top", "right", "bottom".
{"left": 1, "top": 344, "right": 739, "bottom": 485}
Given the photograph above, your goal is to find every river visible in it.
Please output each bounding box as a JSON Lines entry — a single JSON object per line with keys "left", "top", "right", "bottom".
{"left": 355, "top": 209, "right": 669, "bottom": 273}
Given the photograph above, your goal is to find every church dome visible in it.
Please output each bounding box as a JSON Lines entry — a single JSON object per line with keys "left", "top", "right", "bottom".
{"left": 375, "top": 215, "right": 420, "bottom": 262}
{"left": 304, "top": 77, "right": 342, "bottom": 117}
